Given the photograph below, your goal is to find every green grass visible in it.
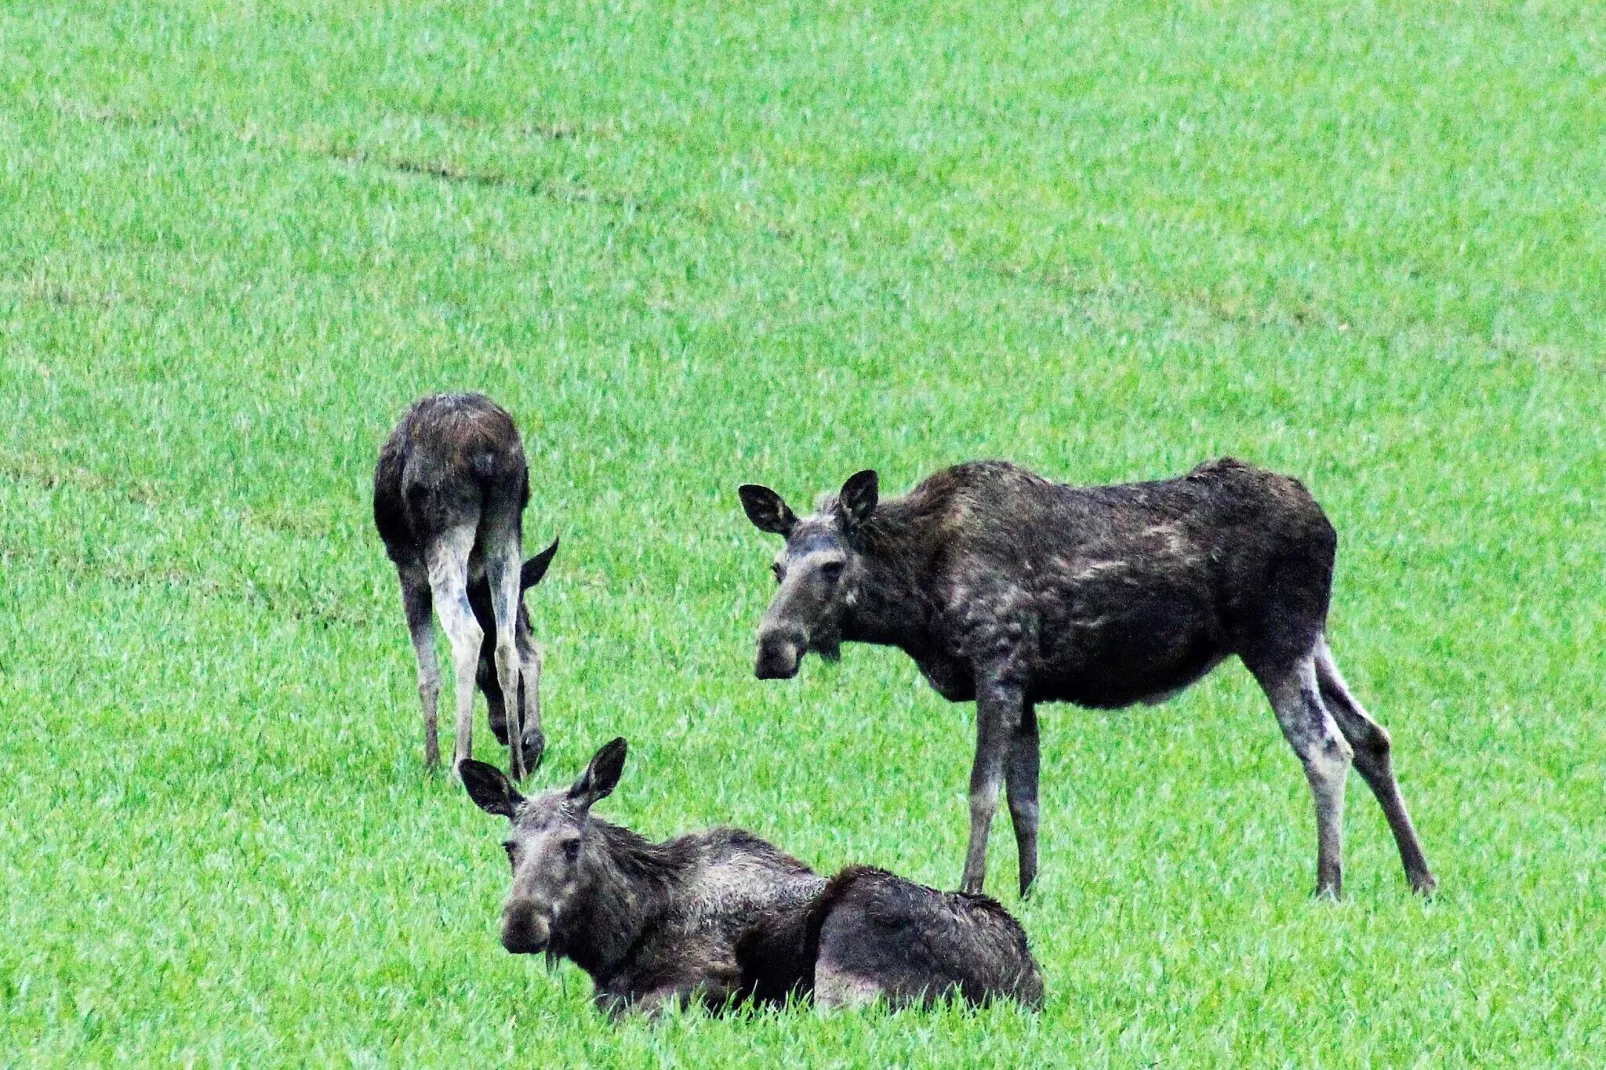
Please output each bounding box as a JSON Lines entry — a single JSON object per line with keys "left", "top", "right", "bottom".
{"left": 2, "top": 0, "right": 1603, "bottom": 1064}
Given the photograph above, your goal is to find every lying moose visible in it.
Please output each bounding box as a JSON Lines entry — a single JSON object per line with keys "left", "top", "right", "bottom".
{"left": 460, "top": 739, "right": 1044, "bottom": 1016}
{"left": 739, "top": 458, "right": 1436, "bottom": 900}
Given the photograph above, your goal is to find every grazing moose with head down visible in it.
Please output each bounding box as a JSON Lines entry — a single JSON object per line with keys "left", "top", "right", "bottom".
{"left": 460, "top": 739, "right": 1043, "bottom": 1016}
{"left": 374, "top": 393, "right": 558, "bottom": 779}
{"left": 739, "top": 459, "right": 1437, "bottom": 900}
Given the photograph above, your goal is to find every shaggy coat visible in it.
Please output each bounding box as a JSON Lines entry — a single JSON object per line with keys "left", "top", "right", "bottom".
{"left": 808, "top": 866, "right": 1043, "bottom": 1010}
{"left": 374, "top": 392, "right": 556, "bottom": 777}
{"left": 462, "top": 740, "right": 1043, "bottom": 1016}
{"left": 740, "top": 459, "right": 1436, "bottom": 899}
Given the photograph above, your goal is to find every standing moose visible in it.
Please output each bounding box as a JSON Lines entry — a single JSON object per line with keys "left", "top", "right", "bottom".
{"left": 739, "top": 459, "right": 1436, "bottom": 900}
{"left": 374, "top": 392, "right": 557, "bottom": 779}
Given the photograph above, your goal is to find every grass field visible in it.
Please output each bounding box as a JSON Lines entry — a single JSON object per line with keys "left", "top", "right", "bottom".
{"left": 3, "top": 0, "right": 1604, "bottom": 1064}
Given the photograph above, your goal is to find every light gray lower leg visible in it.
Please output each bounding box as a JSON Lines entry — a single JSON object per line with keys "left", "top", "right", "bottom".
{"left": 400, "top": 571, "right": 440, "bottom": 770}
{"left": 1317, "top": 640, "right": 1437, "bottom": 894}
{"left": 427, "top": 526, "right": 483, "bottom": 772}
{"left": 520, "top": 641, "right": 544, "bottom": 756}
{"left": 1259, "top": 654, "right": 1352, "bottom": 898}
{"left": 485, "top": 545, "right": 526, "bottom": 780}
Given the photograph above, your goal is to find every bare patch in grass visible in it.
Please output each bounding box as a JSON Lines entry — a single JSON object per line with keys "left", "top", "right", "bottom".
{"left": 47, "top": 98, "right": 198, "bottom": 133}
{"left": 319, "top": 145, "right": 639, "bottom": 208}
{"left": 0, "top": 275, "right": 120, "bottom": 310}
{"left": 403, "top": 110, "right": 588, "bottom": 141}
{"left": 0, "top": 453, "right": 162, "bottom": 507}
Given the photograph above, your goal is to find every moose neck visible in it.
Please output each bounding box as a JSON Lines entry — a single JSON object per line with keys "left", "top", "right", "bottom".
{"left": 554, "top": 820, "right": 685, "bottom": 982}
{"left": 840, "top": 523, "right": 937, "bottom": 658}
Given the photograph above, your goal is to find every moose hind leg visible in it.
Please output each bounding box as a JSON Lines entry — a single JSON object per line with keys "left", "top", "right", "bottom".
{"left": 1249, "top": 649, "right": 1352, "bottom": 898}
{"left": 484, "top": 532, "right": 530, "bottom": 780}
{"left": 1316, "top": 639, "right": 1437, "bottom": 894}
{"left": 813, "top": 964, "right": 889, "bottom": 1012}
{"left": 426, "top": 524, "right": 483, "bottom": 773}
{"left": 812, "top": 894, "right": 898, "bottom": 1011}
{"left": 400, "top": 568, "right": 441, "bottom": 770}
{"left": 1005, "top": 702, "right": 1041, "bottom": 897}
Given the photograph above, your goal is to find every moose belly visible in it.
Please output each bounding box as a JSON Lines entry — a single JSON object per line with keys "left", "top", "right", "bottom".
{"left": 915, "top": 655, "right": 976, "bottom": 702}
{"left": 1032, "top": 600, "right": 1227, "bottom": 709}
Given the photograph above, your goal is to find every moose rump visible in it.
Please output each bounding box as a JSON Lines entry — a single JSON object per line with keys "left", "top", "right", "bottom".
{"left": 808, "top": 866, "right": 1044, "bottom": 1010}
{"left": 374, "top": 392, "right": 557, "bottom": 778}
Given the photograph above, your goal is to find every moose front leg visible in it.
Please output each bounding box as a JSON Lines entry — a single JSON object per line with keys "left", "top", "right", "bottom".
{"left": 1006, "top": 701, "right": 1041, "bottom": 897}
{"left": 597, "top": 964, "right": 740, "bottom": 1019}
{"left": 961, "top": 678, "right": 1025, "bottom": 895}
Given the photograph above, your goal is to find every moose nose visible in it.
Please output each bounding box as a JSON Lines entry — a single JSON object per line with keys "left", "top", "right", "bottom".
{"left": 519, "top": 727, "right": 546, "bottom": 775}
{"left": 501, "top": 903, "right": 551, "bottom": 955}
{"left": 755, "top": 626, "right": 804, "bottom": 680}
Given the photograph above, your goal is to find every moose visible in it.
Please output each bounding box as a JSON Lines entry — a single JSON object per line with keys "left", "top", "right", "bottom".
{"left": 460, "top": 738, "right": 1044, "bottom": 1016}
{"left": 739, "top": 458, "right": 1437, "bottom": 900}
{"left": 374, "top": 392, "right": 558, "bottom": 779}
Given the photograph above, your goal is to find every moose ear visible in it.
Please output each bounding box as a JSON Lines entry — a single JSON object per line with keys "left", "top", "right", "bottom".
{"left": 521, "top": 536, "right": 559, "bottom": 591}
{"left": 569, "top": 737, "right": 628, "bottom": 808}
{"left": 838, "top": 470, "right": 879, "bottom": 529}
{"left": 461, "top": 759, "right": 524, "bottom": 819}
{"left": 739, "top": 484, "right": 798, "bottom": 537}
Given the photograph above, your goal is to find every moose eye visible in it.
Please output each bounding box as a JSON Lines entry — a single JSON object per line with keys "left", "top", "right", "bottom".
{"left": 561, "top": 838, "right": 583, "bottom": 862}
{"left": 770, "top": 562, "right": 785, "bottom": 584}
{"left": 819, "top": 560, "right": 845, "bottom": 583}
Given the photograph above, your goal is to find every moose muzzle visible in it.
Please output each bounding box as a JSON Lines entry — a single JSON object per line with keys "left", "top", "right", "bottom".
{"left": 501, "top": 902, "right": 551, "bottom": 954}
{"left": 754, "top": 624, "right": 805, "bottom": 679}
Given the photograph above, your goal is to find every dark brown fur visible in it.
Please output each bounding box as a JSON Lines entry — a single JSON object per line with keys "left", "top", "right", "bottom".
{"left": 374, "top": 393, "right": 557, "bottom": 777}
{"left": 740, "top": 459, "right": 1436, "bottom": 899}
{"left": 807, "top": 866, "right": 1044, "bottom": 1010}
{"left": 461, "top": 741, "right": 1044, "bottom": 1017}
